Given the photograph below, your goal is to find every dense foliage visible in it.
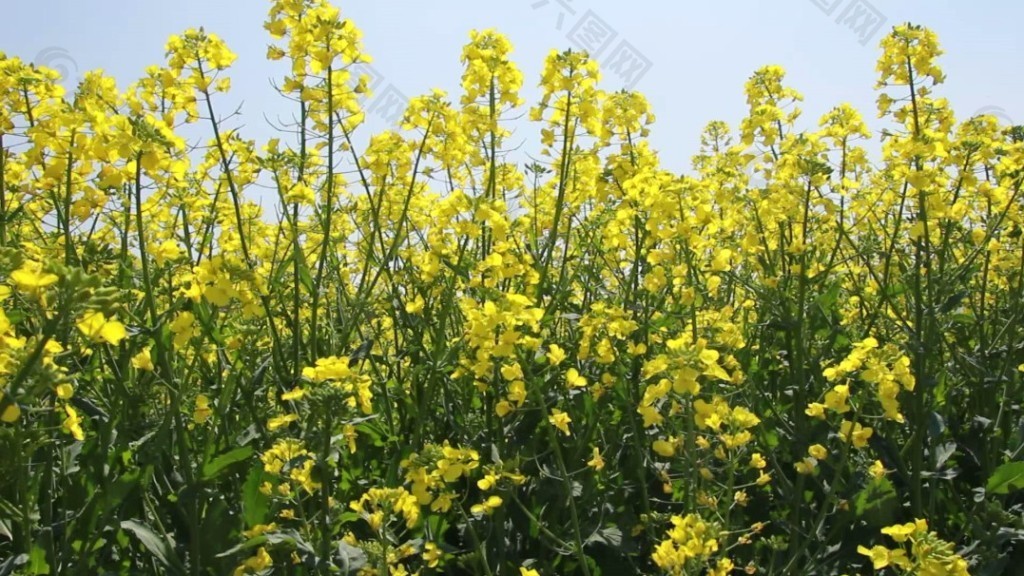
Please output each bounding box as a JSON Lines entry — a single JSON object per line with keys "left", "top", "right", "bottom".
{"left": 1, "top": 2, "right": 1023, "bottom": 574}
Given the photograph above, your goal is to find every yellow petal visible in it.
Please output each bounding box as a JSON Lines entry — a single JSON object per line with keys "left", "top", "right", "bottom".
{"left": 56, "top": 383, "right": 74, "bottom": 399}
{"left": 1, "top": 401, "right": 20, "bottom": 423}
{"left": 652, "top": 439, "right": 675, "bottom": 458}
{"left": 100, "top": 320, "right": 127, "bottom": 345}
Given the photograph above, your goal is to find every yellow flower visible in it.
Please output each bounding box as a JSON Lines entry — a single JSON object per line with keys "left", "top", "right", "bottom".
{"left": 76, "top": 311, "right": 128, "bottom": 346}
{"left": 150, "top": 239, "right": 182, "bottom": 266}
{"left": 267, "top": 413, "right": 297, "bottom": 431}
{"left": 62, "top": 404, "right": 85, "bottom": 441}
{"left": 303, "top": 356, "right": 353, "bottom": 382}
{"left": 241, "top": 523, "right": 278, "bottom": 539}
{"left": 805, "top": 402, "right": 826, "bottom": 419}
{"left": 281, "top": 387, "right": 305, "bottom": 401}
{"left": 431, "top": 492, "right": 454, "bottom": 513}
{"left": 194, "top": 394, "right": 213, "bottom": 424}
{"left": 794, "top": 457, "right": 817, "bottom": 475}
{"left": 565, "top": 367, "right": 587, "bottom": 389}
{"left": 520, "top": 568, "right": 540, "bottom": 576}
{"left": 548, "top": 408, "right": 571, "bottom": 435}
{"left": 652, "top": 439, "right": 675, "bottom": 458}
{"left": 638, "top": 405, "right": 663, "bottom": 427}
{"left": 881, "top": 522, "right": 919, "bottom": 543}
{"left": 495, "top": 400, "right": 515, "bottom": 417}
{"left": 711, "top": 248, "right": 732, "bottom": 272}
{"left": 546, "top": 344, "right": 567, "bottom": 365}
{"left": 423, "top": 542, "right": 443, "bottom": 568}
{"left": 710, "top": 557, "right": 734, "bottom": 576}
{"left": 1, "top": 394, "right": 20, "bottom": 423}
{"left": 869, "top": 460, "right": 887, "bottom": 479}
{"left": 477, "top": 473, "right": 500, "bottom": 491}
{"left": 470, "top": 495, "right": 503, "bottom": 516}
{"left": 840, "top": 420, "right": 873, "bottom": 448}
{"left": 587, "top": 446, "right": 605, "bottom": 471}
{"left": 170, "top": 311, "right": 197, "bottom": 347}
{"left": 857, "top": 545, "right": 892, "bottom": 570}
{"left": 405, "top": 294, "right": 425, "bottom": 314}
{"left": 132, "top": 348, "right": 155, "bottom": 371}
{"left": 233, "top": 546, "right": 272, "bottom": 576}
{"left": 10, "top": 261, "right": 59, "bottom": 292}
{"left": 823, "top": 384, "right": 851, "bottom": 414}
{"left": 808, "top": 444, "right": 828, "bottom": 460}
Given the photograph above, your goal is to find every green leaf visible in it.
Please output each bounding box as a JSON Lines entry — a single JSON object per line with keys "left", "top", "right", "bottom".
{"left": 120, "top": 519, "right": 183, "bottom": 574}
{"left": 296, "top": 255, "right": 314, "bottom": 293}
{"left": 335, "top": 540, "right": 368, "bottom": 572}
{"left": 242, "top": 467, "right": 270, "bottom": 527}
{"left": 586, "top": 526, "right": 623, "bottom": 548}
{"left": 27, "top": 543, "right": 48, "bottom": 575}
{"left": 215, "top": 529, "right": 315, "bottom": 559}
{"left": 854, "top": 476, "right": 896, "bottom": 523}
{"left": 103, "top": 467, "right": 143, "bottom": 513}
{"left": 986, "top": 461, "right": 1024, "bottom": 495}
{"left": 815, "top": 283, "right": 841, "bottom": 314}
{"left": 886, "top": 283, "right": 906, "bottom": 297}
{"left": 214, "top": 535, "right": 268, "bottom": 559}
{"left": 938, "top": 291, "right": 968, "bottom": 313}
{"left": 202, "top": 445, "right": 255, "bottom": 481}
{"left": 0, "top": 497, "right": 25, "bottom": 525}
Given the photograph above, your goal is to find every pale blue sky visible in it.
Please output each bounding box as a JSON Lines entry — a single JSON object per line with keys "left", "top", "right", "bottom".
{"left": 3, "top": 1, "right": 1022, "bottom": 173}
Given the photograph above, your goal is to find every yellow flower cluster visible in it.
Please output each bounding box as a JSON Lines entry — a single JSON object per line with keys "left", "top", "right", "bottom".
{"left": 859, "top": 519, "right": 969, "bottom": 575}
{"left": 651, "top": 513, "right": 725, "bottom": 575}
{"left": 401, "top": 442, "right": 480, "bottom": 512}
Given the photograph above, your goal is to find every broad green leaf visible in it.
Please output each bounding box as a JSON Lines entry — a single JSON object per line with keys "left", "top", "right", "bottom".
{"left": 28, "top": 544, "right": 48, "bottom": 575}
{"left": 242, "top": 466, "right": 270, "bottom": 527}
{"left": 103, "top": 467, "right": 143, "bottom": 513}
{"left": 202, "top": 445, "right": 254, "bottom": 481}
{"left": 855, "top": 477, "right": 896, "bottom": 518}
{"left": 120, "top": 519, "right": 183, "bottom": 574}
{"left": 986, "top": 461, "right": 1024, "bottom": 495}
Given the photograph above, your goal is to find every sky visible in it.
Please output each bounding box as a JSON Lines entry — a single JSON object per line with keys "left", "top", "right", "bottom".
{"left": 3, "top": 1, "right": 1022, "bottom": 175}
